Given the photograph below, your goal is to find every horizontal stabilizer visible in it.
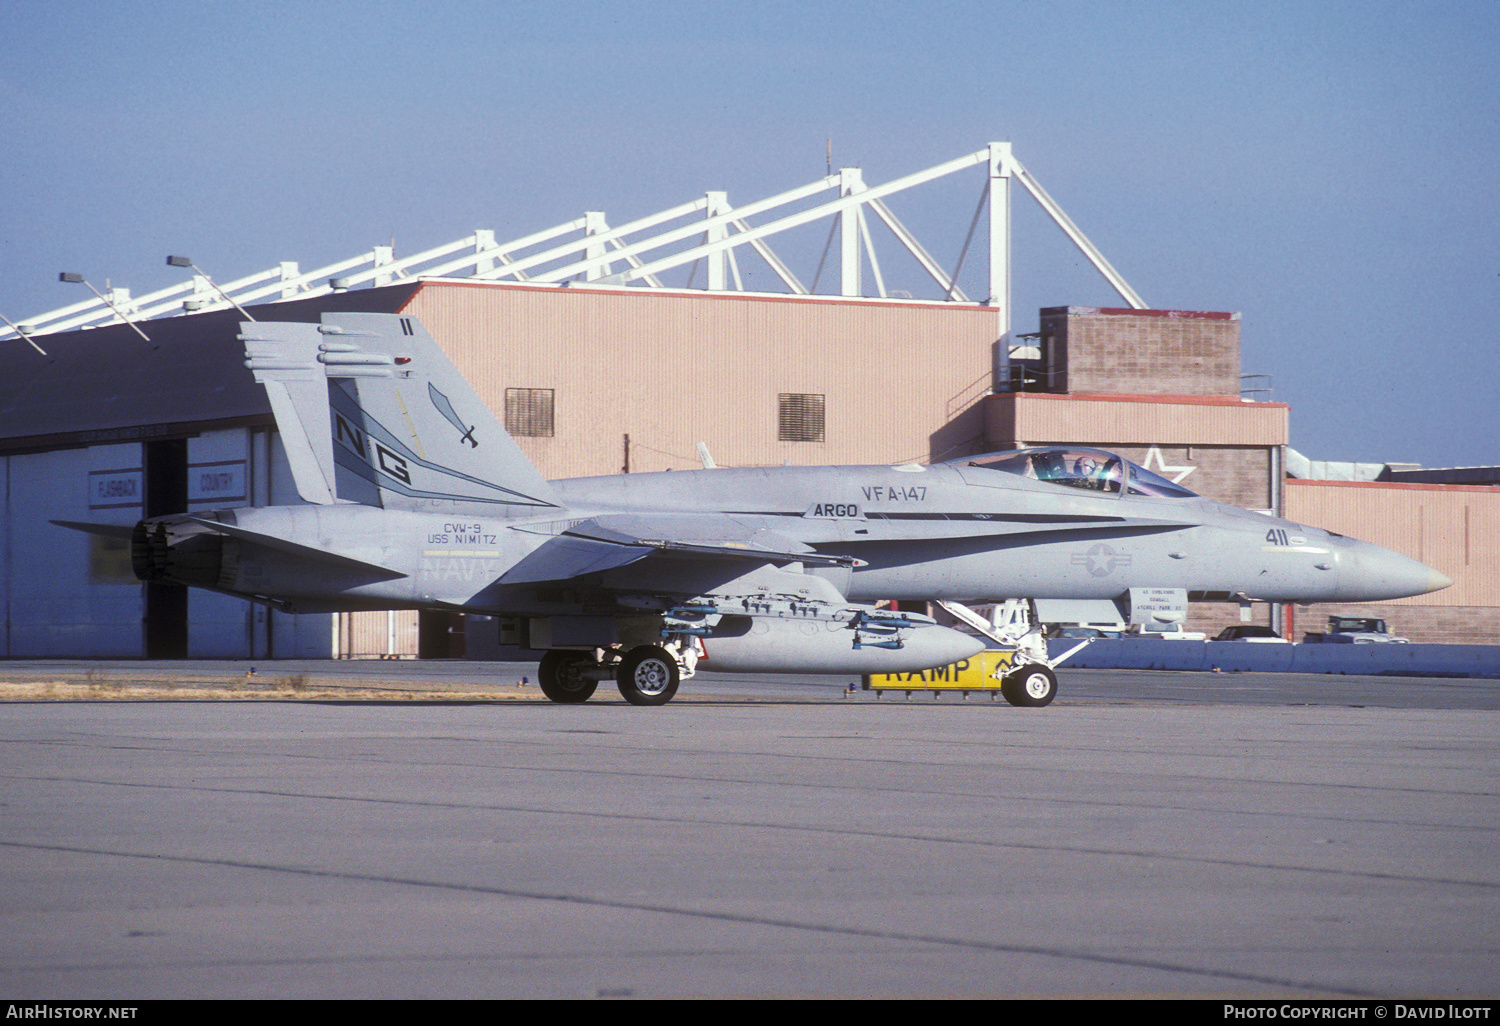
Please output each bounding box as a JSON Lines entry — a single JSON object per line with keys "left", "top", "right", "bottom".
{"left": 181, "top": 516, "right": 407, "bottom": 579}
{"left": 51, "top": 520, "right": 136, "bottom": 540}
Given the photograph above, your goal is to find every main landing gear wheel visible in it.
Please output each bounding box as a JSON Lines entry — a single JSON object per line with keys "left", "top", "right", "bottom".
{"left": 1001, "top": 663, "right": 1057, "bottom": 708}
{"left": 538, "top": 650, "right": 599, "bottom": 704}
{"left": 616, "top": 645, "right": 680, "bottom": 706}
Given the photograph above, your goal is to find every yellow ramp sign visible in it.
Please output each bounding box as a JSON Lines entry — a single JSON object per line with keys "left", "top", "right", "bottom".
{"left": 863, "top": 649, "right": 1018, "bottom": 692}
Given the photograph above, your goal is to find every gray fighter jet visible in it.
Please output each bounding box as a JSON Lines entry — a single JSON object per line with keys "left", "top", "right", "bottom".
{"left": 99, "top": 312, "right": 1450, "bottom": 705}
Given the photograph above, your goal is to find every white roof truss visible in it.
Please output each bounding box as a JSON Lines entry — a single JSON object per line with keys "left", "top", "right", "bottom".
{"left": 4, "top": 143, "right": 1144, "bottom": 347}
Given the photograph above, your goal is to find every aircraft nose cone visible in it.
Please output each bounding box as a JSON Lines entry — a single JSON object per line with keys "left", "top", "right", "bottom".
{"left": 1338, "top": 540, "right": 1452, "bottom": 601}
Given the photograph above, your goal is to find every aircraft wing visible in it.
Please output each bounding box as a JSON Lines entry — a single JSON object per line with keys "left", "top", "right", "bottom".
{"left": 178, "top": 516, "right": 408, "bottom": 579}
{"left": 499, "top": 508, "right": 1190, "bottom": 590}
{"left": 498, "top": 532, "right": 656, "bottom": 585}
{"left": 562, "top": 514, "right": 862, "bottom": 567}
{"left": 496, "top": 514, "right": 859, "bottom": 595}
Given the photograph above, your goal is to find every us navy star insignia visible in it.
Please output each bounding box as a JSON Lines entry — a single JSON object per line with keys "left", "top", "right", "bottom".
{"left": 1072, "top": 543, "right": 1132, "bottom": 577}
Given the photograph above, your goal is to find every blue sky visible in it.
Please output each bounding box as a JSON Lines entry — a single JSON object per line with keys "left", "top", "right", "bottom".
{"left": 2, "top": 0, "right": 1496, "bottom": 468}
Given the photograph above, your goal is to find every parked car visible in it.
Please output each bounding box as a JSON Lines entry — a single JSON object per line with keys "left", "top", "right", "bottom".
{"left": 1214, "top": 625, "right": 1291, "bottom": 643}
{"left": 1046, "top": 625, "right": 1123, "bottom": 639}
{"left": 1125, "top": 624, "right": 1207, "bottom": 641}
{"left": 1302, "top": 616, "right": 1410, "bottom": 644}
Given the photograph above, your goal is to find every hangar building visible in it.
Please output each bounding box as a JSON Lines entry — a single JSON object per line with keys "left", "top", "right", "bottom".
{"left": 2, "top": 144, "right": 1494, "bottom": 657}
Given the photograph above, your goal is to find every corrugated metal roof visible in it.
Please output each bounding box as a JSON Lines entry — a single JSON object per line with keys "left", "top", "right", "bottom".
{"left": 0, "top": 284, "right": 419, "bottom": 451}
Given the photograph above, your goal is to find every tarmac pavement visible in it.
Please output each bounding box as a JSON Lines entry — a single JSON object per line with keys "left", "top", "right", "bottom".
{"left": 1, "top": 661, "right": 1496, "bottom": 999}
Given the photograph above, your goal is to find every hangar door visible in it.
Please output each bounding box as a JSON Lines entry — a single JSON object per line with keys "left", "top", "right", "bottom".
{"left": 144, "top": 438, "right": 188, "bottom": 658}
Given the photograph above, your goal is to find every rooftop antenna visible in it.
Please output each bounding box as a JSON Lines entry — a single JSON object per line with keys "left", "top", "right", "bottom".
{"left": 0, "top": 311, "right": 48, "bottom": 357}
{"left": 166, "top": 255, "right": 257, "bottom": 322}
{"left": 827, "top": 136, "right": 832, "bottom": 177}
{"left": 58, "top": 273, "right": 155, "bottom": 348}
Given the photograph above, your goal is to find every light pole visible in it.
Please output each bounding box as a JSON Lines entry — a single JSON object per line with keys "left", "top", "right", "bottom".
{"left": 166, "top": 255, "right": 257, "bottom": 322}
{"left": 58, "top": 273, "right": 154, "bottom": 348}
{"left": 0, "top": 311, "right": 48, "bottom": 357}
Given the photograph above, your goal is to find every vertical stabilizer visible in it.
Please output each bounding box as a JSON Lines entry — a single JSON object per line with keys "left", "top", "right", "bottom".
{"left": 241, "top": 321, "right": 338, "bottom": 504}
{"left": 242, "top": 313, "right": 559, "bottom": 514}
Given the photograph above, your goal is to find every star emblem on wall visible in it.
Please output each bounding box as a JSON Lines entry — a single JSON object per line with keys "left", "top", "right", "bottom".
{"left": 1141, "top": 445, "right": 1197, "bottom": 485}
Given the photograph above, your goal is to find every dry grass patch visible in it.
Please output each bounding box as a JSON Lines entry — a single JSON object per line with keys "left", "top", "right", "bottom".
{"left": 0, "top": 670, "right": 538, "bottom": 703}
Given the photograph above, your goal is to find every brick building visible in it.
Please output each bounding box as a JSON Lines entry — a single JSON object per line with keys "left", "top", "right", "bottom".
{"left": 1034, "top": 306, "right": 1242, "bottom": 396}
{"left": 991, "top": 305, "right": 1499, "bottom": 643}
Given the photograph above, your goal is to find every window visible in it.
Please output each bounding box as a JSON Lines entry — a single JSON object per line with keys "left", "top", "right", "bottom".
{"left": 778, "top": 393, "right": 825, "bottom": 442}
{"left": 505, "top": 388, "right": 554, "bottom": 437}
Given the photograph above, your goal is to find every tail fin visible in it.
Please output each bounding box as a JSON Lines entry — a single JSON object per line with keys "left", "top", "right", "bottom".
{"left": 243, "top": 312, "right": 558, "bottom": 514}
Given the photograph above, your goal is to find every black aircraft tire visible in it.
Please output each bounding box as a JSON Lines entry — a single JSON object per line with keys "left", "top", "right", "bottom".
{"left": 1001, "top": 663, "right": 1057, "bottom": 708}
{"left": 538, "top": 650, "right": 599, "bottom": 704}
{"left": 616, "top": 645, "right": 680, "bottom": 706}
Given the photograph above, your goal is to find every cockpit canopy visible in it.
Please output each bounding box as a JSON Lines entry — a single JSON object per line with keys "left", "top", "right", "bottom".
{"left": 952, "top": 446, "right": 1199, "bottom": 498}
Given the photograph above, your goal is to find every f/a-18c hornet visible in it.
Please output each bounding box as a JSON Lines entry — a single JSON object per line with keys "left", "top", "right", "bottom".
{"left": 66, "top": 312, "right": 1450, "bottom": 706}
